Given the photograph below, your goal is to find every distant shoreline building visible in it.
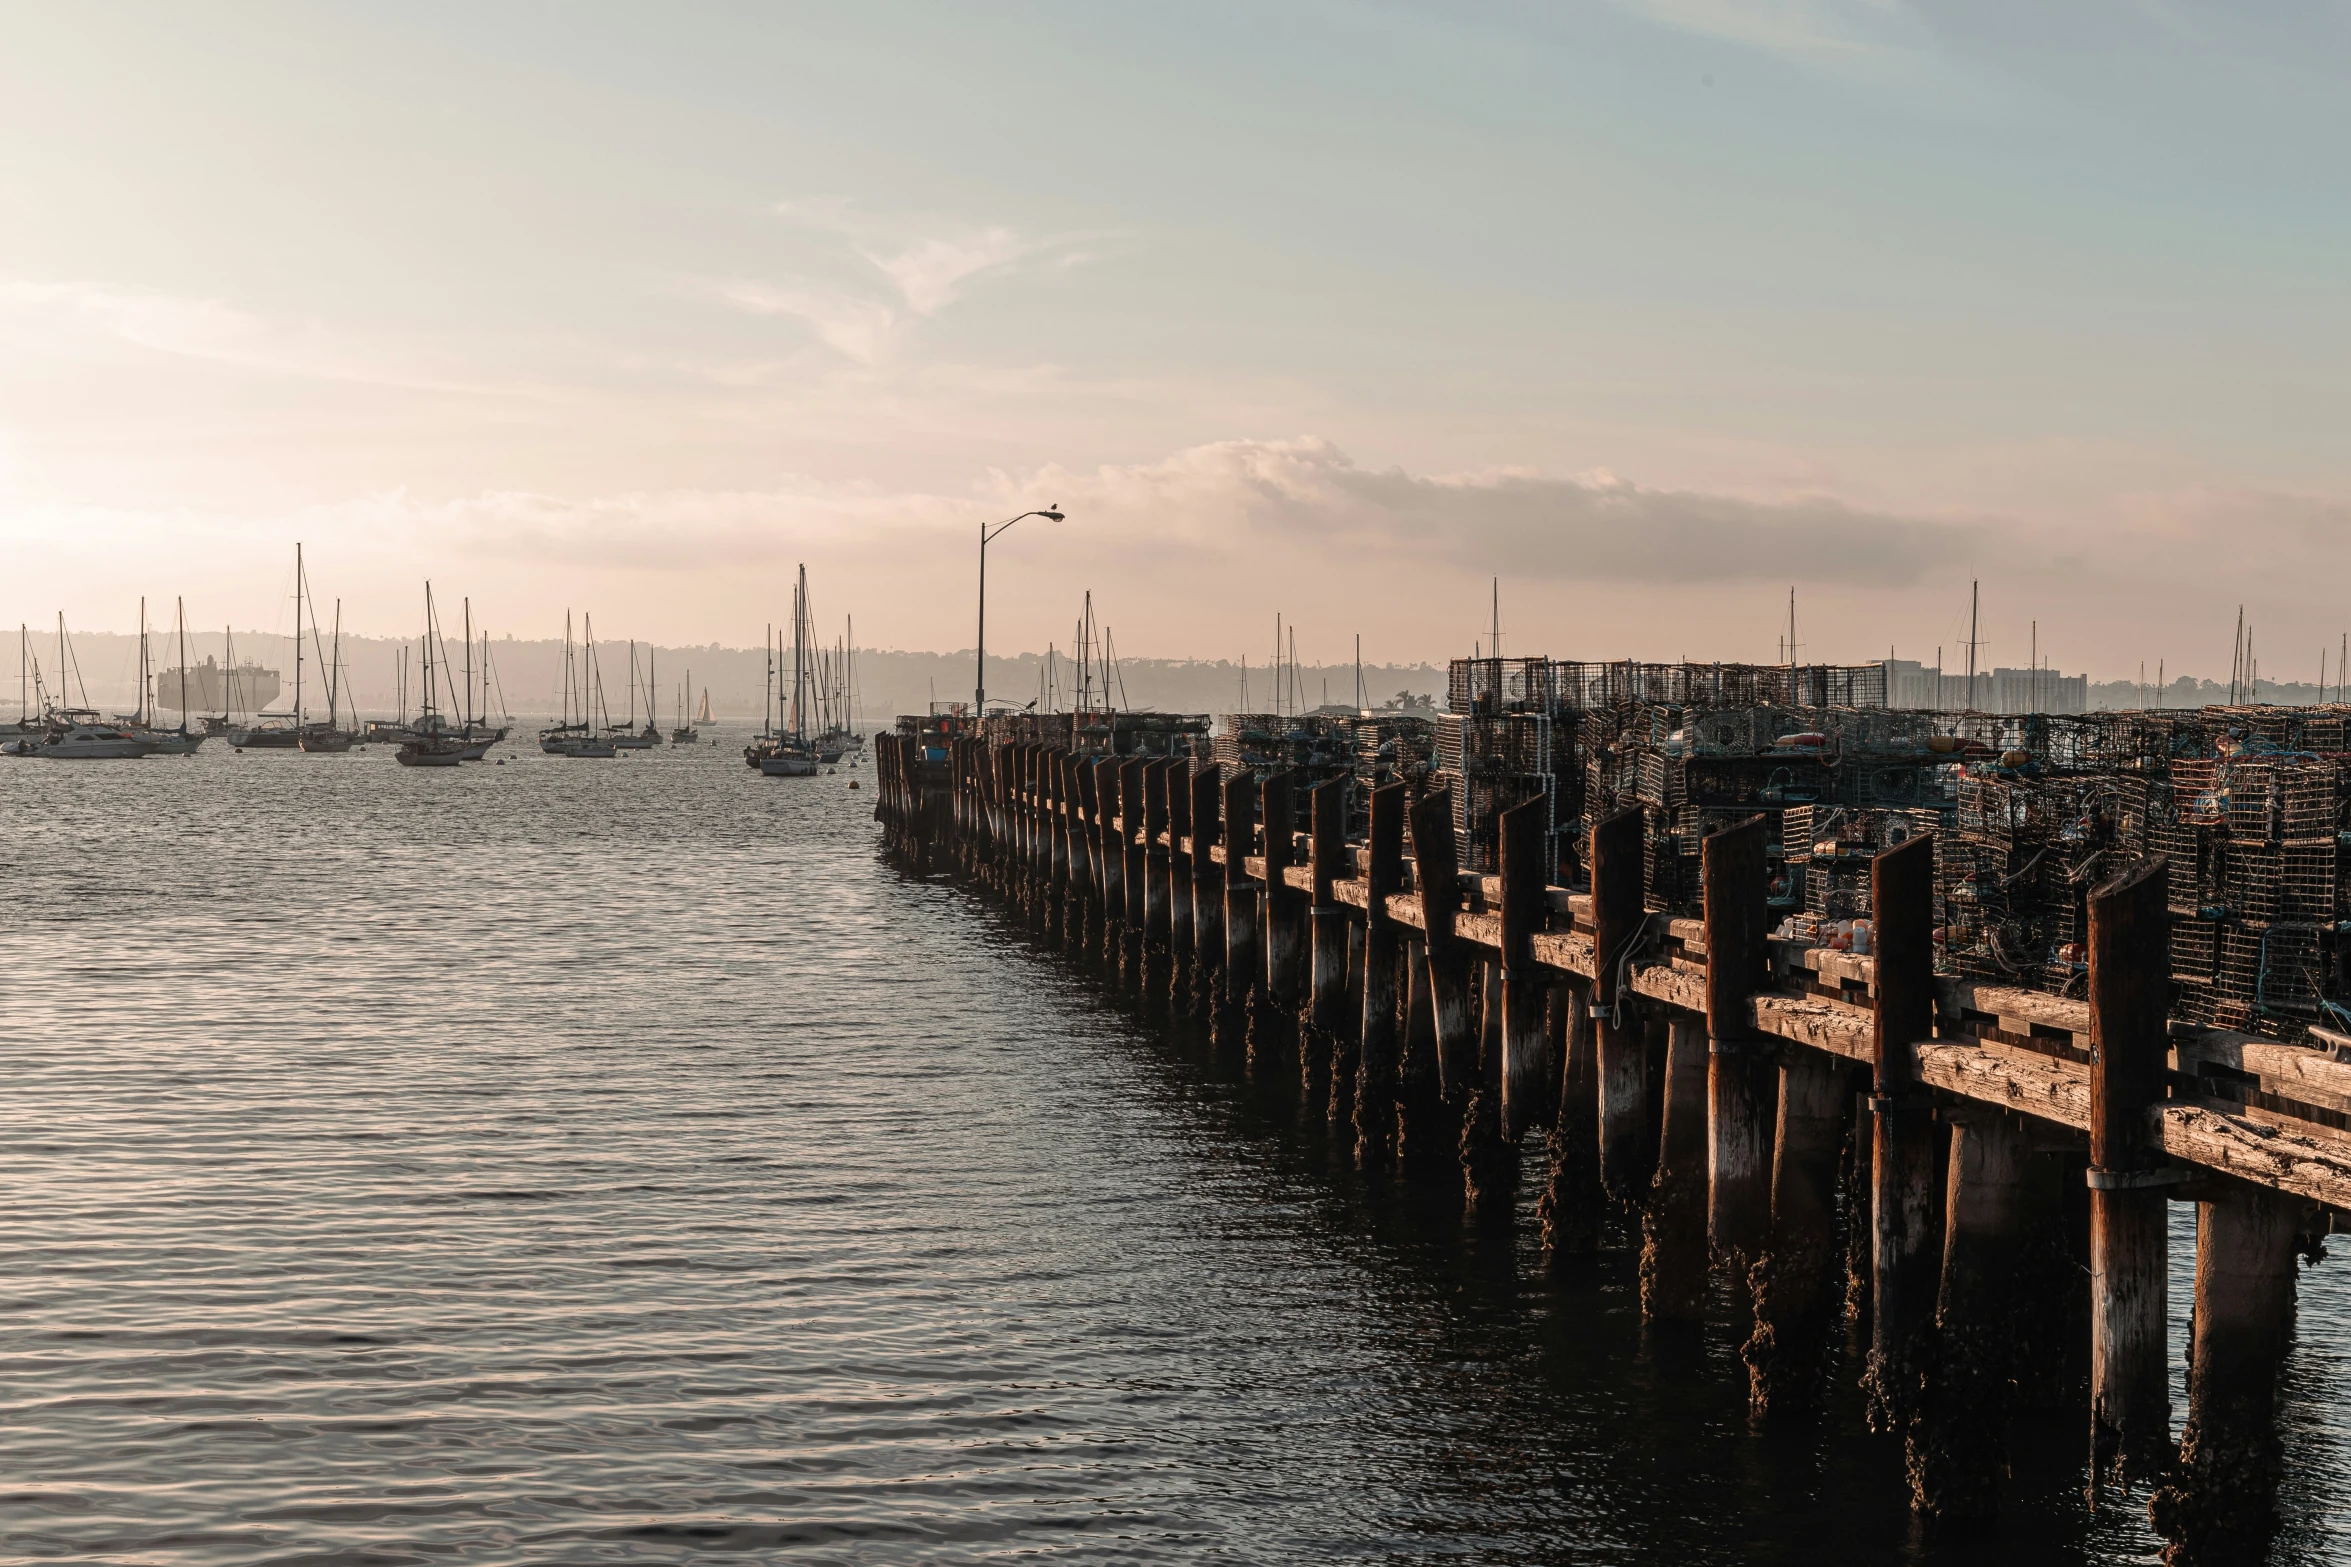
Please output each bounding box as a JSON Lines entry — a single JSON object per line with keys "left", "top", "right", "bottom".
{"left": 1884, "top": 658, "right": 2086, "bottom": 714}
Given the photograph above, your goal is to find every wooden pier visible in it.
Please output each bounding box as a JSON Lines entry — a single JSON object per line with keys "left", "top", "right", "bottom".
{"left": 872, "top": 713, "right": 2350, "bottom": 1563}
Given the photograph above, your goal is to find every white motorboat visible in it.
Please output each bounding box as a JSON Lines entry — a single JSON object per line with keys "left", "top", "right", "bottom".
{"left": 37, "top": 722, "right": 151, "bottom": 759}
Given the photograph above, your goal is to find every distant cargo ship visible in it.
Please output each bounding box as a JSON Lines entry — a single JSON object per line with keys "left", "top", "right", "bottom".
{"left": 152, "top": 656, "right": 281, "bottom": 714}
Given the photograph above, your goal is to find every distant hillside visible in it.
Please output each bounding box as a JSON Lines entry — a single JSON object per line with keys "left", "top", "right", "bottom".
{"left": 10, "top": 630, "right": 1445, "bottom": 723}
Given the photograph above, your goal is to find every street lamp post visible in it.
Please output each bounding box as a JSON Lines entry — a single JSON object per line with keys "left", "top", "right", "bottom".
{"left": 976, "top": 505, "right": 1064, "bottom": 714}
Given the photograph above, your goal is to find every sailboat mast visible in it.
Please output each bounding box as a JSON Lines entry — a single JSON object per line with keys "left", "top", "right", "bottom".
{"left": 463, "top": 598, "right": 474, "bottom": 730}
{"left": 794, "top": 565, "right": 807, "bottom": 743}
{"left": 330, "top": 600, "right": 343, "bottom": 729}
{"left": 177, "top": 598, "right": 189, "bottom": 733}
{"left": 422, "top": 585, "right": 434, "bottom": 723}
{"left": 294, "top": 542, "right": 305, "bottom": 729}
{"left": 136, "top": 597, "right": 148, "bottom": 727}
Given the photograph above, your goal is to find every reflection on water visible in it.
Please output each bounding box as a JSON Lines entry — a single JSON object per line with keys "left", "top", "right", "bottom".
{"left": 3, "top": 735, "right": 2346, "bottom": 1564}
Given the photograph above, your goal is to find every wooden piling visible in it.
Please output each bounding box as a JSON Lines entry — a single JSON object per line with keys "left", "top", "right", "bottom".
{"left": 1407, "top": 788, "right": 1474, "bottom": 1101}
{"left": 1143, "top": 759, "right": 1171, "bottom": 944}
{"left": 1867, "top": 831, "right": 1941, "bottom": 1433}
{"left": 1642, "top": 1017, "right": 1712, "bottom": 1320}
{"left": 1539, "top": 980, "right": 1605, "bottom": 1257}
{"left": 1189, "top": 766, "right": 1224, "bottom": 999}
{"left": 2088, "top": 853, "right": 2175, "bottom": 1493}
{"left": 1222, "top": 772, "right": 1257, "bottom": 1007}
{"left": 1047, "top": 750, "right": 1071, "bottom": 911}
{"left": 1743, "top": 1048, "right": 1848, "bottom": 1414}
{"left": 1309, "top": 778, "right": 1350, "bottom": 1036}
{"left": 1355, "top": 782, "right": 1405, "bottom": 1168}
{"left": 1167, "top": 757, "right": 1195, "bottom": 984}
{"left": 1121, "top": 757, "right": 1148, "bottom": 936}
{"left": 1262, "top": 771, "right": 1305, "bottom": 1014}
{"left": 1590, "top": 807, "right": 1651, "bottom": 1202}
{"left": 2150, "top": 1186, "right": 2300, "bottom": 1564}
{"left": 1090, "top": 758, "right": 1119, "bottom": 926}
{"left": 1397, "top": 934, "right": 1446, "bottom": 1175}
{"left": 1911, "top": 1108, "right": 2031, "bottom": 1521}
{"left": 1498, "top": 797, "right": 1552, "bottom": 1141}
{"left": 1704, "top": 816, "right": 1774, "bottom": 1284}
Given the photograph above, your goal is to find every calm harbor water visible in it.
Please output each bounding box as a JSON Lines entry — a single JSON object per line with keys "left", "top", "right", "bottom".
{"left": 5, "top": 733, "right": 2349, "bottom": 1565}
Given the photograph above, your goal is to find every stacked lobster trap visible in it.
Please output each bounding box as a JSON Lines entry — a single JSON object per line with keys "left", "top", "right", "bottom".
{"left": 1938, "top": 773, "right": 2152, "bottom": 995}
{"left": 2157, "top": 753, "right": 2351, "bottom": 1035}
{"left": 1415, "top": 659, "right": 2351, "bottom": 1039}
{"left": 1441, "top": 657, "right": 1917, "bottom": 900}
{"left": 1432, "top": 709, "right": 1554, "bottom": 874}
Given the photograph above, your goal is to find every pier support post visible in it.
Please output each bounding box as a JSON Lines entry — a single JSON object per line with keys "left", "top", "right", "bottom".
{"left": 1499, "top": 797, "right": 1553, "bottom": 1142}
{"left": 1745, "top": 1049, "right": 1849, "bottom": 1414}
{"left": 1354, "top": 782, "right": 1405, "bottom": 1168}
{"left": 1539, "top": 979, "right": 1604, "bottom": 1257}
{"left": 1408, "top": 787, "right": 1492, "bottom": 1209}
{"left": 1591, "top": 807, "right": 1651, "bottom": 1203}
{"left": 1143, "top": 759, "right": 1171, "bottom": 945}
{"left": 1642, "top": 1016, "right": 1712, "bottom": 1321}
{"left": 1397, "top": 935, "right": 1446, "bottom": 1176}
{"left": 1093, "top": 759, "right": 1122, "bottom": 939}
{"left": 1053, "top": 751, "right": 1072, "bottom": 925}
{"left": 1121, "top": 757, "right": 1148, "bottom": 938}
{"left": 2088, "top": 854, "right": 2175, "bottom": 1495}
{"left": 1908, "top": 1107, "right": 2030, "bottom": 1522}
{"left": 1261, "top": 771, "right": 1306, "bottom": 1019}
{"left": 1867, "top": 832, "right": 1941, "bottom": 1434}
{"left": 1222, "top": 772, "right": 1257, "bottom": 1010}
{"left": 1167, "top": 757, "right": 1195, "bottom": 1006}
{"left": 1189, "top": 767, "right": 1223, "bottom": 1007}
{"left": 2150, "top": 1187, "right": 2300, "bottom": 1564}
{"left": 1027, "top": 745, "right": 1046, "bottom": 892}
{"left": 1704, "top": 816, "right": 1774, "bottom": 1288}
{"left": 1308, "top": 779, "right": 1350, "bottom": 1037}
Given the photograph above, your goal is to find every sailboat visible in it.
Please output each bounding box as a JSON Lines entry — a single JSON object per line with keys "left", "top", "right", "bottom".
{"left": 138, "top": 599, "right": 206, "bottom": 754}
{"left": 395, "top": 583, "right": 468, "bottom": 766}
{"left": 671, "top": 666, "right": 698, "bottom": 744}
{"left": 755, "top": 566, "right": 820, "bottom": 777}
{"left": 540, "top": 611, "right": 595, "bottom": 752}
{"left": 3, "top": 624, "right": 49, "bottom": 752}
{"left": 230, "top": 544, "right": 318, "bottom": 749}
{"left": 812, "top": 613, "right": 861, "bottom": 763}
{"left": 298, "top": 586, "right": 355, "bottom": 752}
{"left": 561, "top": 615, "right": 618, "bottom": 756}
{"left": 466, "top": 627, "right": 511, "bottom": 752}
{"left": 608, "top": 640, "right": 658, "bottom": 748}
{"left": 695, "top": 687, "right": 714, "bottom": 725}
{"left": 451, "top": 600, "right": 503, "bottom": 759}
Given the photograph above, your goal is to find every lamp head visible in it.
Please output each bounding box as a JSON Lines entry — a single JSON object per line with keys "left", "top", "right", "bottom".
{"left": 1041, "top": 507, "right": 1065, "bottom": 521}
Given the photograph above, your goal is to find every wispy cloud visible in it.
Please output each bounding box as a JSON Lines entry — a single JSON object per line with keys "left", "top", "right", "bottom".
{"left": 0, "top": 277, "right": 508, "bottom": 394}
{"left": 700, "top": 202, "right": 1101, "bottom": 363}
{"left": 703, "top": 279, "right": 902, "bottom": 363}
{"left": 860, "top": 226, "right": 1038, "bottom": 315}
{"left": 0, "top": 278, "right": 305, "bottom": 368}
{"left": 1609, "top": 0, "right": 1932, "bottom": 74}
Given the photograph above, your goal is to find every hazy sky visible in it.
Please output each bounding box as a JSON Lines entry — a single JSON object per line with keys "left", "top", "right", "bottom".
{"left": 4, "top": 2, "right": 2349, "bottom": 681}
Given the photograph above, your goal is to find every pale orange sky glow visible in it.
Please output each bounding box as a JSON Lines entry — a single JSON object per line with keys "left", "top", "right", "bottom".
{"left": 6, "top": 4, "right": 2351, "bottom": 681}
